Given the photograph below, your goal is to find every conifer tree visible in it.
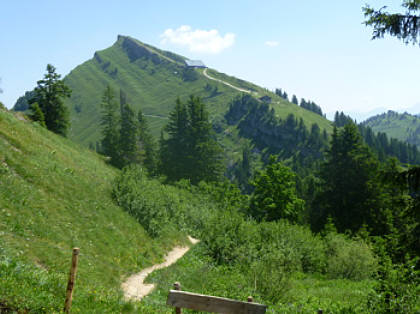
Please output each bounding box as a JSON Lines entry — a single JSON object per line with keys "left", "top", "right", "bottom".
{"left": 29, "top": 64, "right": 71, "bottom": 136}
{"left": 291, "top": 94, "right": 298, "bottom": 105}
{"left": 100, "top": 85, "right": 119, "bottom": 164}
{"left": 118, "top": 103, "right": 139, "bottom": 168}
{"left": 160, "top": 95, "right": 223, "bottom": 183}
{"left": 160, "top": 97, "right": 190, "bottom": 180}
{"left": 311, "top": 123, "right": 384, "bottom": 233}
{"left": 138, "top": 109, "right": 157, "bottom": 174}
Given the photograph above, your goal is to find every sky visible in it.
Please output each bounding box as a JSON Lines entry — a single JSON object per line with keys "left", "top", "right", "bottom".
{"left": 0, "top": 0, "right": 419, "bottom": 120}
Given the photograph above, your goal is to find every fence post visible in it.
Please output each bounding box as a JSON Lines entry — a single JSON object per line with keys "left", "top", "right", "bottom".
{"left": 318, "top": 309, "right": 323, "bottom": 314}
{"left": 174, "top": 282, "right": 182, "bottom": 314}
{"left": 64, "top": 248, "right": 80, "bottom": 313}
{"left": 247, "top": 296, "right": 253, "bottom": 303}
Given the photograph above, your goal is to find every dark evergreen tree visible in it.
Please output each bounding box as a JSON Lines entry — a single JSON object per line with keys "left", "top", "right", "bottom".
{"left": 311, "top": 124, "right": 384, "bottom": 233}
{"left": 138, "top": 109, "right": 157, "bottom": 174}
{"left": 100, "top": 85, "right": 119, "bottom": 165}
{"left": 160, "top": 97, "right": 190, "bottom": 181}
{"left": 363, "top": 0, "right": 419, "bottom": 46}
{"left": 29, "top": 64, "right": 71, "bottom": 136}
{"left": 291, "top": 94, "right": 298, "bottom": 105}
{"left": 118, "top": 103, "right": 139, "bottom": 168}
{"left": 160, "top": 95, "right": 223, "bottom": 183}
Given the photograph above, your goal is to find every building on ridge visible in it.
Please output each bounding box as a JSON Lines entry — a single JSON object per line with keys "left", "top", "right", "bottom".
{"left": 185, "top": 60, "right": 207, "bottom": 68}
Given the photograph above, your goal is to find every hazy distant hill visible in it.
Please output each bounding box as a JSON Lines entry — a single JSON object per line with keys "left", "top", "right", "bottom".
{"left": 362, "top": 110, "right": 420, "bottom": 147}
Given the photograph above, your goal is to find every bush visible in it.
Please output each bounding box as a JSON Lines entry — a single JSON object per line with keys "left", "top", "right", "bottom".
{"left": 325, "top": 233, "right": 377, "bottom": 280}
{"left": 258, "top": 221, "right": 327, "bottom": 274}
{"left": 113, "top": 165, "right": 218, "bottom": 238}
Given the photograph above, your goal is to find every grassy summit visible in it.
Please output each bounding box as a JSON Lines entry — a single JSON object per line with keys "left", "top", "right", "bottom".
{"left": 63, "top": 35, "right": 332, "bottom": 147}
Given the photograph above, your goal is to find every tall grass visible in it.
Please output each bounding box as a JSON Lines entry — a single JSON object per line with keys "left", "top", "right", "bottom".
{"left": 0, "top": 110, "right": 181, "bottom": 312}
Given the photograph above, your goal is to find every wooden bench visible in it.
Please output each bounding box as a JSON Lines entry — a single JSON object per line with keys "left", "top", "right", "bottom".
{"left": 166, "top": 282, "right": 267, "bottom": 314}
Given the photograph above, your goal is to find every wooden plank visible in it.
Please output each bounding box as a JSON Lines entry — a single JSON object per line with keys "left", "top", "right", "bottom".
{"left": 167, "top": 290, "right": 267, "bottom": 314}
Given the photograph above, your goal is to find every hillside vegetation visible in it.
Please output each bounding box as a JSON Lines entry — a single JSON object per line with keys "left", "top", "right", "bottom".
{"left": 0, "top": 108, "right": 184, "bottom": 312}
{"left": 46, "top": 35, "right": 332, "bottom": 148}
{"left": 363, "top": 110, "right": 420, "bottom": 147}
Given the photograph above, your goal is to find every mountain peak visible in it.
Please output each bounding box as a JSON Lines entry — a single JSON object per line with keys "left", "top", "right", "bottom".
{"left": 115, "top": 35, "right": 186, "bottom": 65}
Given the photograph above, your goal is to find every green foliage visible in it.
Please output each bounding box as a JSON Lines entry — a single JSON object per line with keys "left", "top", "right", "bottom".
{"left": 99, "top": 85, "right": 119, "bottom": 164}
{"left": 367, "top": 240, "right": 420, "bottom": 313}
{"left": 363, "top": 110, "right": 420, "bottom": 161}
{"left": 118, "top": 103, "right": 139, "bottom": 167}
{"left": 0, "top": 109, "right": 177, "bottom": 312}
{"left": 138, "top": 109, "right": 158, "bottom": 175}
{"left": 181, "top": 67, "right": 199, "bottom": 81}
{"left": 160, "top": 95, "right": 224, "bottom": 184}
{"left": 28, "top": 102, "right": 46, "bottom": 127}
{"left": 29, "top": 64, "right": 71, "bottom": 136}
{"left": 325, "top": 233, "right": 377, "bottom": 280}
{"left": 112, "top": 165, "right": 220, "bottom": 238}
{"left": 312, "top": 124, "right": 385, "bottom": 233}
{"left": 226, "top": 96, "right": 329, "bottom": 166}
{"left": 363, "top": 0, "right": 420, "bottom": 46}
{"left": 13, "top": 90, "right": 35, "bottom": 112}
{"left": 300, "top": 98, "right": 324, "bottom": 116}
{"left": 249, "top": 156, "right": 304, "bottom": 222}
{"left": 145, "top": 240, "right": 373, "bottom": 313}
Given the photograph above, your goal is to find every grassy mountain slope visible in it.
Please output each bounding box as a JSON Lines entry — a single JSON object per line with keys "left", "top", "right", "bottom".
{"left": 63, "top": 35, "right": 332, "bottom": 147}
{"left": 363, "top": 110, "right": 420, "bottom": 147}
{"left": 0, "top": 108, "right": 184, "bottom": 312}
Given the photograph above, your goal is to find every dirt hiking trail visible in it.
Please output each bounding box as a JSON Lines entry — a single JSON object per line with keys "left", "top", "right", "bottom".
{"left": 122, "top": 236, "right": 199, "bottom": 301}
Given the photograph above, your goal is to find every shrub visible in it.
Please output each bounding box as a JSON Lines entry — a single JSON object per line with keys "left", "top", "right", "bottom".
{"left": 258, "top": 221, "right": 327, "bottom": 274}
{"left": 201, "top": 209, "right": 256, "bottom": 265}
{"left": 325, "top": 233, "right": 377, "bottom": 280}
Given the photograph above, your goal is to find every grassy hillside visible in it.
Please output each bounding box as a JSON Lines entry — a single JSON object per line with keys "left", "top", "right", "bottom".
{"left": 0, "top": 108, "right": 184, "bottom": 312}
{"left": 363, "top": 110, "right": 420, "bottom": 147}
{"left": 62, "top": 35, "right": 332, "bottom": 147}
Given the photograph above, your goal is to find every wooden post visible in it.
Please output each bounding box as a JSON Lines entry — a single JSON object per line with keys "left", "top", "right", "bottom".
{"left": 174, "top": 282, "right": 182, "bottom": 314}
{"left": 248, "top": 296, "right": 253, "bottom": 303}
{"left": 318, "top": 309, "right": 323, "bottom": 314}
{"left": 64, "top": 248, "right": 80, "bottom": 313}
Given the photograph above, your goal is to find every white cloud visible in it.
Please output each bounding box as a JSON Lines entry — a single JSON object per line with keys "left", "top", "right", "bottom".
{"left": 160, "top": 25, "right": 235, "bottom": 54}
{"left": 265, "top": 40, "right": 279, "bottom": 47}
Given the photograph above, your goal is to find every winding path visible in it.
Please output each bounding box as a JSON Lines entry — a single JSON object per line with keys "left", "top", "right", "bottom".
{"left": 202, "top": 68, "right": 257, "bottom": 95}
{"left": 122, "top": 236, "right": 199, "bottom": 301}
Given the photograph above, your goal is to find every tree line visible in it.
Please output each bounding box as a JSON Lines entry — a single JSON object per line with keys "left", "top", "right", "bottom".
{"left": 275, "top": 88, "right": 324, "bottom": 116}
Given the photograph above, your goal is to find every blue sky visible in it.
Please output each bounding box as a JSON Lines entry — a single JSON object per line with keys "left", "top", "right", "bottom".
{"left": 0, "top": 0, "right": 418, "bottom": 119}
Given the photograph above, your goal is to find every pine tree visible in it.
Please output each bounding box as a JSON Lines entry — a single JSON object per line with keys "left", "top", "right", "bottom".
{"left": 138, "top": 109, "right": 157, "bottom": 174}
{"left": 291, "top": 94, "right": 298, "bottom": 105}
{"left": 160, "top": 95, "right": 223, "bottom": 183}
{"left": 311, "top": 123, "right": 384, "bottom": 233}
{"left": 100, "top": 85, "right": 119, "bottom": 165}
{"left": 118, "top": 103, "right": 139, "bottom": 168}
{"left": 160, "top": 97, "right": 190, "bottom": 181}
{"left": 29, "top": 64, "right": 71, "bottom": 136}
